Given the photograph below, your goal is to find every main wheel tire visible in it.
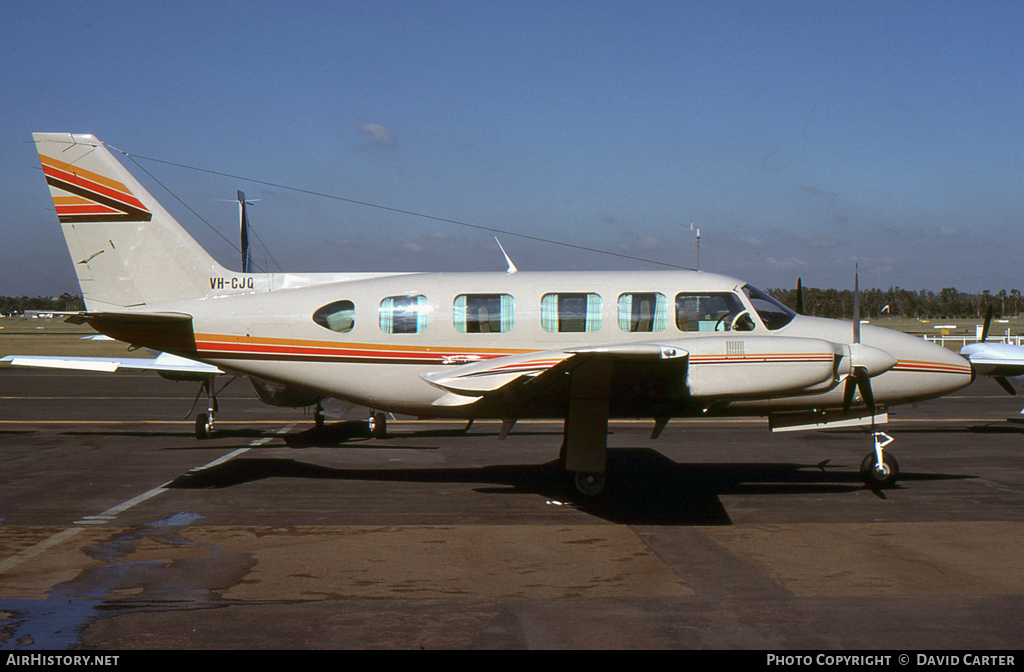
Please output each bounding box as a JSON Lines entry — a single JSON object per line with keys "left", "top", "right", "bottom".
{"left": 860, "top": 451, "right": 899, "bottom": 489}
{"left": 573, "top": 471, "right": 607, "bottom": 497}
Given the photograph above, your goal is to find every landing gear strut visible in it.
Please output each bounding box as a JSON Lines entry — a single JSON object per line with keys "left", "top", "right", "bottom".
{"left": 368, "top": 411, "right": 387, "bottom": 439}
{"left": 860, "top": 431, "right": 899, "bottom": 489}
{"left": 192, "top": 378, "right": 219, "bottom": 440}
{"left": 560, "top": 358, "right": 614, "bottom": 497}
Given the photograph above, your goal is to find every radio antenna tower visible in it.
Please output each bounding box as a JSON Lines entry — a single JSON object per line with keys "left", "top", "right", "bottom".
{"left": 690, "top": 217, "right": 701, "bottom": 271}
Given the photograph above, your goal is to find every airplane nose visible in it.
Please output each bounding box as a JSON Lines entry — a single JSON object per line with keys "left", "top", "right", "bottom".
{"left": 890, "top": 332, "right": 973, "bottom": 400}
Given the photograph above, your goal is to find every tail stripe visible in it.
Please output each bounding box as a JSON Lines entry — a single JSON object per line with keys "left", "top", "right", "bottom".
{"left": 39, "top": 154, "right": 151, "bottom": 223}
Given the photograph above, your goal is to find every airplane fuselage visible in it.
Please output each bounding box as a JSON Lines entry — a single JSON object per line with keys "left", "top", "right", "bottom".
{"left": 125, "top": 269, "right": 972, "bottom": 419}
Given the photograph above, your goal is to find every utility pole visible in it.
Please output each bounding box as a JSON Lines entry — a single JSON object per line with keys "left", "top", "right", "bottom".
{"left": 690, "top": 219, "right": 701, "bottom": 271}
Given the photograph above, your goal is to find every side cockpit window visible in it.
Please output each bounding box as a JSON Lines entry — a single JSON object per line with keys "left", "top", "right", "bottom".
{"left": 743, "top": 285, "right": 796, "bottom": 330}
{"left": 312, "top": 300, "right": 355, "bottom": 333}
{"left": 674, "top": 292, "right": 753, "bottom": 332}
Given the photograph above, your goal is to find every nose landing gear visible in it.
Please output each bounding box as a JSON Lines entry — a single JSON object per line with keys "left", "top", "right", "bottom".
{"left": 860, "top": 431, "right": 899, "bottom": 489}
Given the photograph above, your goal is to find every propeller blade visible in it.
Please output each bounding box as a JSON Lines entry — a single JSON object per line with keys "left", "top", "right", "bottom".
{"left": 994, "top": 376, "right": 1017, "bottom": 396}
{"left": 981, "top": 305, "right": 994, "bottom": 343}
{"left": 855, "top": 367, "right": 876, "bottom": 415}
{"left": 842, "top": 367, "right": 877, "bottom": 414}
{"left": 796, "top": 278, "right": 804, "bottom": 315}
{"left": 843, "top": 375, "right": 858, "bottom": 412}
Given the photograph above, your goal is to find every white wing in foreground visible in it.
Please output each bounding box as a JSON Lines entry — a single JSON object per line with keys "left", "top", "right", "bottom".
{"left": 1, "top": 352, "right": 223, "bottom": 375}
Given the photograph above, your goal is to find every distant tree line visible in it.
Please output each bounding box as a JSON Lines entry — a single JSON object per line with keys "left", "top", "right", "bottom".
{"left": 0, "top": 294, "right": 85, "bottom": 315}
{"left": 767, "top": 286, "right": 1023, "bottom": 320}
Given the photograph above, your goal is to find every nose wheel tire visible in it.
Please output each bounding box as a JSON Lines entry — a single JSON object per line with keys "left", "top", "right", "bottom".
{"left": 860, "top": 451, "right": 899, "bottom": 490}
{"left": 195, "top": 412, "right": 213, "bottom": 440}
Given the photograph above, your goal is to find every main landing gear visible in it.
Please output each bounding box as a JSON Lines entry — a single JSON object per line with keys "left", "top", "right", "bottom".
{"left": 367, "top": 411, "right": 387, "bottom": 439}
{"left": 192, "top": 378, "right": 221, "bottom": 439}
{"left": 572, "top": 471, "right": 607, "bottom": 497}
{"left": 195, "top": 411, "right": 214, "bottom": 440}
{"left": 860, "top": 430, "right": 899, "bottom": 489}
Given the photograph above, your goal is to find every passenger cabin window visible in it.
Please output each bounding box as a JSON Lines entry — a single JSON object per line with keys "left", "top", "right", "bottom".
{"left": 743, "top": 285, "right": 796, "bottom": 330}
{"left": 380, "top": 294, "right": 428, "bottom": 334}
{"left": 454, "top": 294, "right": 514, "bottom": 333}
{"left": 675, "top": 293, "right": 753, "bottom": 332}
{"left": 541, "top": 293, "right": 603, "bottom": 333}
{"left": 618, "top": 293, "right": 668, "bottom": 332}
{"left": 312, "top": 300, "right": 355, "bottom": 333}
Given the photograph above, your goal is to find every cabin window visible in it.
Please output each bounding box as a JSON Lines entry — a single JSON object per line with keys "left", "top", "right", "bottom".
{"left": 743, "top": 285, "right": 796, "bottom": 330}
{"left": 380, "top": 294, "right": 428, "bottom": 334}
{"left": 541, "top": 293, "right": 603, "bottom": 333}
{"left": 454, "top": 294, "right": 514, "bottom": 333}
{"left": 617, "top": 293, "right": 668, "bottom": 332}
{"left": 674, "top": 293, "right": 752, "bottom": 332}
{"left": 312, "top": 300, "right": 355, "bottom": 333}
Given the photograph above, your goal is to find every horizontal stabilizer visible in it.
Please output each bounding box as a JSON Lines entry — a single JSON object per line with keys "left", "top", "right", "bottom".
{"left": 62, "top": 311, "right": 194, "bottom": 326}
{"left": 59, "top": 311, "right": 197, "bottom": 352}
{"left": 1, "top": 352, "right": 223, "bottom": 375}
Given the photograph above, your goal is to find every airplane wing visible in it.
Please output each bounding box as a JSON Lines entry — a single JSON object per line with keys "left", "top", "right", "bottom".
{"left": 422, "top": 335, "right": 850, "bottom": 410}
{"left": 1, "top": 352, "right": 223, "bottom": 376}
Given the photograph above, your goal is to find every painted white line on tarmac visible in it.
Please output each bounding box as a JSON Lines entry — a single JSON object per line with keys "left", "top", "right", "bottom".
{"left": 0, "top": 424, "right": 296, "bottom": 575}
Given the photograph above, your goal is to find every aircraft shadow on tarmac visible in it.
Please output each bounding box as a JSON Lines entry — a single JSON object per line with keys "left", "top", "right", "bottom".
{"left": 888, "top": 423, "right": 1024, "bottom": 435}
{"left": 279, "top": 420, "right": 563, "bottom": 446}
{"left": 165, "top": 446, "right": 974, "bottom": 526}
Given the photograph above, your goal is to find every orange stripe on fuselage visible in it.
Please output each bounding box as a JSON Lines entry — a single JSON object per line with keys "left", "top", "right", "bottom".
{"left": 894, "top": 359, "right": 972, "bottom": 375}
{"left": 193, "top": 333, "right": 535, "bottom": 362}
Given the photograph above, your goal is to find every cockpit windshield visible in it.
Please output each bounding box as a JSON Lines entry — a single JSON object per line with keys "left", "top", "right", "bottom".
{"left": 742, "top": 285, "right": 796, "bottom": 330}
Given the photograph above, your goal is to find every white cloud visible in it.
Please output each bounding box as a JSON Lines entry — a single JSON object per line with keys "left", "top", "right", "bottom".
{"left": 359, "top": 123, "right": 397, "bottom": 146}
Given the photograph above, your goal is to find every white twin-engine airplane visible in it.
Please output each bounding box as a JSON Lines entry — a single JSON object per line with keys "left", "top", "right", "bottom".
{"left": 19, "top": 132, "right": 973, "bottom": 495}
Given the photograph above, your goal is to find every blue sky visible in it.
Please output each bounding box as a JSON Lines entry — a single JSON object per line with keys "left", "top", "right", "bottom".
{"left": 2, "top": 1, "right": 1023, "bottom": 296}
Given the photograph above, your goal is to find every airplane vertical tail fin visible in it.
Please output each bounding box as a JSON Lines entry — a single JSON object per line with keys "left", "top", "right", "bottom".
{"left": 33, "top": 133, "right": 230, "bottom": 311}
